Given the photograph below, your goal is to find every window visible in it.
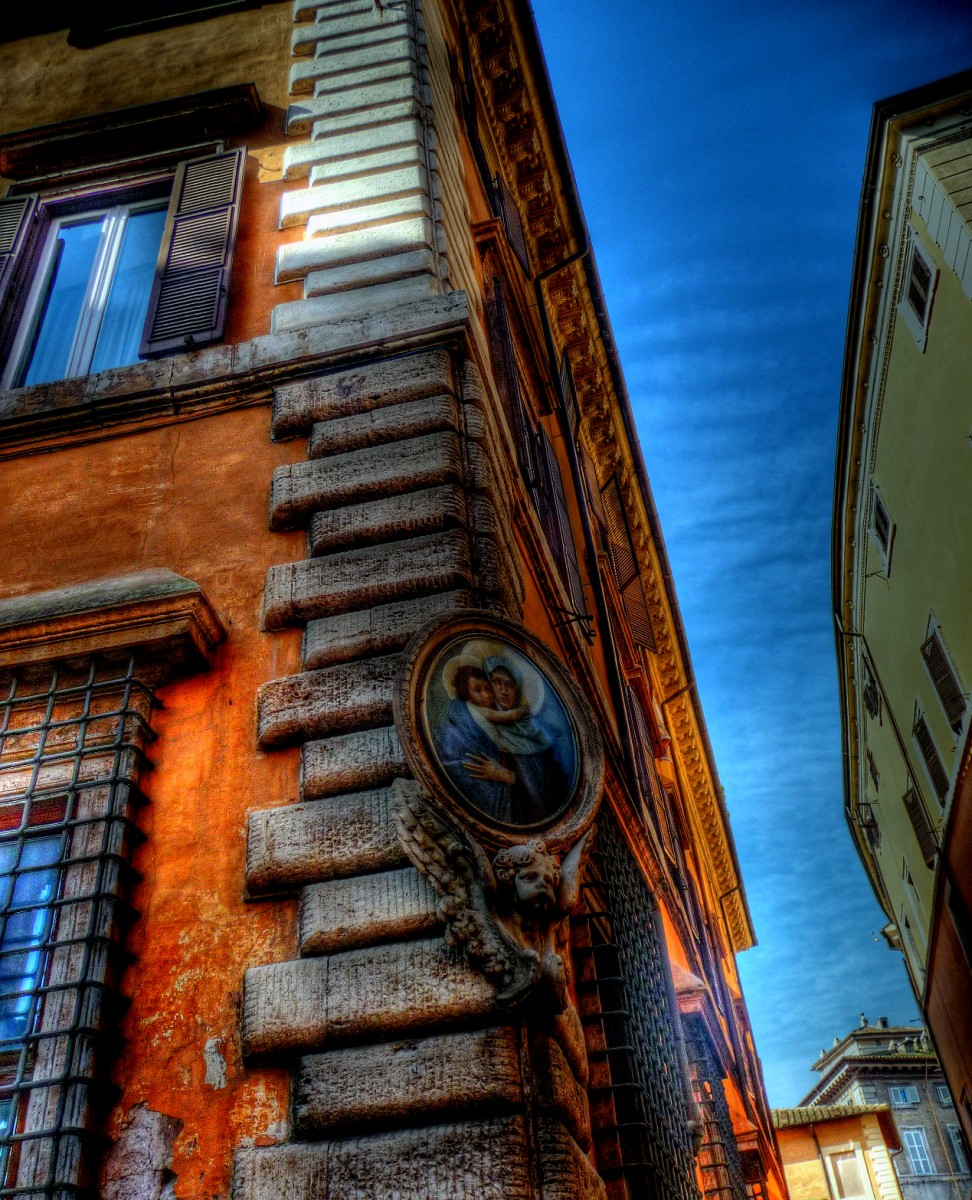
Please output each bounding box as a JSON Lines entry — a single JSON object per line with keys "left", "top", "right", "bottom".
{"left": 913, "top": 709, "right": 950, "bottom": 803}
{"left": 901, "top": 1127, "right": 934, "bottom": 1174}
{"left": 937, "top": 1083, "right": 954, "bottom": 1106}
{"left": 868, "top": 486, "right": 894, "bottom": 574}
{"left": 921, "top": 622, "right": 966, "bottom": 732}
{"left": 862, "top": 659, "right": 881, "bottom": 721}
{"left": 601, "top": 475, "right": 657, "bottom": 651}
{"left": 899, "top": 234, "right": 938, "bottom": 350}
{"left": 948, "top": 1125, "right": 970, "bottom": 1173}
{"left": 867, "top": 750, "right": 880, "bottom": 791}
{"left": 890, "top": 1085, "right": 920, "bottom": 1107}
{"left": 903, "top": 787, "right": 938, "bottom": 867}
{"left": 0, "top": 149, "right": 243, "bottom": 389}
{"left": 828, "top": 1150, "right": 871, "bottom": 1199}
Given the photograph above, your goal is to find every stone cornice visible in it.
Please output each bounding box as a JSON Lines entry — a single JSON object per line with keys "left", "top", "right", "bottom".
{"left": 460, "top": 0, "right": 752, "bottom": 951}
{"left": 0, "top": 569, "right": 224, "bottom": 678}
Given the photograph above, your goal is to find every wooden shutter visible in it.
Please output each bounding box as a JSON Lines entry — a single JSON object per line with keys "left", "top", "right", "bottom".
{"left": 486, "top": 277, "right": 539, "bottom": 488}
{"left": 0, "top": 194, "right": 37, "bottom": 309}
{"left": 921, "top": 629, "right": 966, "bottom": 730}
{"left": 913, "top": 714, "right": 949, "bottom": 802}
{"left": 903, "top": 787, "right": 938, "bottom": 867}
{"left": 140, "top": 148, "right": 245, "bottom": 357}
{"left": 601, "top": 475, "right": 657, "bottom": 651}
{"left": 625, "top": 686, "right": 678, "bottom": 864}
{"left": 559, "top": 352, "right": 580, "bottom": 434}
{"left": 537, "top": 427, "right": 586, "bottom": 619}
{"left": 493, "top": 175, "right": 529, "bottom": 274}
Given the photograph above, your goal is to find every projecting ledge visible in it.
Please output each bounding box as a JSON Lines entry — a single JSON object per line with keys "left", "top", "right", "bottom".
{"left": 0, "top": 569, "right": 225, "bottom": 675}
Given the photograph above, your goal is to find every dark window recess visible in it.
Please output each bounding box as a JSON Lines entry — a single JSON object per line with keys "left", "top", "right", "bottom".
{"left": 913, "top": 714, "right": 949, "bottom": 803}
{"left": 0, "top": 658, "right": 156, "bottom": 1199}
{"left": 580, "top": 447, "right": 608, "bottom": 541}
{"left": 871, "top": 490, "right": 893, "bottom": 561}
{"left": 867, "top": 751, "right": 880, "bottom": 792}
{"left": 903, "top": 788, "right": 938, "bottom": 868}
{"left": 601, "top": 476, "right": 657, "bottom": 652}
{"left": 684, "top": 1023, "right": 748, "bottom": 1200}
{"left": 907, "top": 247, "right": 934, "bottom": 324}
{"left": 571, "top": 812, "right": 700, "bottom": 1200}
{"left": 485, "top": 277, "right": 540, "bottom": 488}
{"left": 492, "top": 175, "right": 530, "bottom": 274}
{"left": 921, "top": 629, "right": 966, "bottom": 731}
{"left": 140, "top": 148, "right": 244, "bottom": 357}
{"left": 560, "top": 352, "right": 580, "bottom": 435}
{"left": 535, "top": 428, "right": 590, "bottom": 634}
{"left": 624, "top": 686, "right": 679, "bottom": 871}
{"left": 857, "top": 802, "right": 880, "bottom": 853}
{"left": 862, "top": 661, "right": 881, "bottom": 721}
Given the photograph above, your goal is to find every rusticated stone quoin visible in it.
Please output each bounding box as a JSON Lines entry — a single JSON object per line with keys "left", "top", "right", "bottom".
{"left": 257, "top": 655, "right": 399, "bottom": 747}
{"left": 234, "top": 1117, "right": 534, "bottom": 1200}
{"left": 262, "top": 530, "right": 473, "bottom": 629}
{"left": 298, "top": 865, "right": 438, "bottom": 956}
{"left": 306, "top": 484, "right": 466, "bottom": 556}
{"left": 293, "top": 1027, "right": 521, "bottom": 1135}
{"left": 302, "top": 590, "right": 474, "bottom": 671}
{"left": 246, "top": 788, "right": 405, "bottom": 895}
{"left": 306, "top": 392, "right": 460, "bottom": 458}
{"left": 241, "top": 938, "right": 496, "bottom": 1057}
{"left": 271, "top": 348, "right": 454, "bottom": 438}
{"left": 299, "top": 726, "right": 408, "bottom": 799}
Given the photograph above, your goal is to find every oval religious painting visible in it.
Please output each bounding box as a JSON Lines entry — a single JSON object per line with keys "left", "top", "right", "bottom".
{"left": 422, "top": 634, "right": 580, "bottom": 828}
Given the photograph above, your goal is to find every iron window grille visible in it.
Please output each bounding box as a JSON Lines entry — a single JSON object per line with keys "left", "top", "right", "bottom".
{"left": 571, "top": 811, "right": 699, "bottom": 1200}
{"left": 684, "top": 1026, "right": 747, "bottom": 1200}
{"left": 0, "top": 657, "right": 156, "bottom": 1200}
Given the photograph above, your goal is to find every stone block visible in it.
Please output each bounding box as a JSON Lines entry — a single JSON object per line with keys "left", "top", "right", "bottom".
{"left": 281, "top": 161, "right": 428, "bottom": 227}
{"left": 303, "top": 247, "right": 435, "bottom": 298}
{"left": 298, "top": 865, "right": 438, "bottom": 955}
{"left": 306, "top": 392, "right": 458, "bottom": 457}
{"left": 272, "top": 346, "right": 452, "bottom": 437}
{"left": 309, "top": 97, "right": 422, "bottom": 143}
{"left": 269, "top": 430, "right": 463, "bottom": 528}
{"left": 241, "top": 938, "right": 496, "bottom": 1057}
{"left": 292, "top": 22, "right": 412, "bottom": 64}
{"left": 234, "top": 1117, "right": 532, "bottom": 1200}
{"left": 293, "top": 1026, "right": 521, "bottom": 1134}
{"left": 273, "top": 273, "right": 440, "bottom": 332}
{"left": 284, "top": 76, "right": 422, "bottom": 139}
{"left": 282, "top": 124, "right": 424, "bottom": 183}
{"left": 289, "top": 51, "right": 415, "bottom": 97}
{"left": 302, "top": 588, "right": 473, "bottom": 671}
{"left": 300, "top": 725, "right": 407, "bottom": 798}
{"left": 276, "top": 216, "right": 433, "bottom": 280}
{"left": 257, "top": 655, "right": 398, "bottom": 747}
{"left": 303, "top": 193, "right": 431, "bottom": 238}
{"left": 246, "top": 788, "right": 404, "bottom": 895}
{"left": 293, "top": 6, "right": 409, "bottom": 48}
{"left": 292, "top": 0, "right": 377, "bottom": 40}
{"left": 263, "top": 531, "right": 473, "bottom": 628}
{"left": 536, "top": 1118, "right": 607, "bottom": 1200}
{"left": 307, "top": 484, "right": 466, "bottom": 556}
{"left": 529, "top": 1029, "right": 593, "bottom": 1150}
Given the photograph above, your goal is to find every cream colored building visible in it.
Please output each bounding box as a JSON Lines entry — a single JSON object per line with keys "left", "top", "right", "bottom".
{"left": 833, "top": 68, "right": 972, "bottom": 1139}
{"left": 774, "top": 1105, "right": 902, "bottom": 1200}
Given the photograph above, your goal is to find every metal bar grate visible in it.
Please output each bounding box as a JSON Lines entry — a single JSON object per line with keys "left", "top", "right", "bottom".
{"left": 0, "top": 658, "right": 156, "bottom": 1200}
{"left": 572, "top": 811, "right": 699, "bottom": 1200}
{"left": 685, "top": 1028, "right": 747, "bottom": 1200}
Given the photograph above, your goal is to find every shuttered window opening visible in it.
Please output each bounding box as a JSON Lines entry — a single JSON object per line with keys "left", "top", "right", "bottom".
{"left": 907, "top": 246, "right": 933, "bottom": 323}
{"left": 867, "top": 751, "right": 880, "bottom": 791}
{"left": 862, "top": 659, "right": 881, "bottom": 720}
{"left": 625, "top": 687, "right": 679, "bottom": 870}
{"left": 492, "top": 175, "right": 529, "bottom": 274}
{"left": 140, "top": 148, "right": 244, "bottom": 357}
{"left": 601, "top": 476, "right": 657, "bottom": 651}
{"left": 559, "top": 351, "right": 580, "bottom": 435}
{"left": 913, "top": 712, "right": 950, "bottom": 803}
{"left": 485, "top": 277, "right": 540, "bottom": 489}
{"left": 903, "top": 787, "right": 938, "bottom": 867}
{"left": 921, "top": 627, "right": 966, "bottom": 731}
{"left": 536, "top": 428, "right": 590, "bottom": 633}
{"left": 871, "top": 488, "right": 892, "bottom": 557}
{"left": 580, "top": 446, "right": 608, "bottom": 540}
{"left": 0, "top": 197, "right": 36, "bottom": 308}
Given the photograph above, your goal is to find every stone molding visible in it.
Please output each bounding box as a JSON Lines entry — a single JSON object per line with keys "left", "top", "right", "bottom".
{"left": 0, "top": 569, "right": 224, "bottom": 674}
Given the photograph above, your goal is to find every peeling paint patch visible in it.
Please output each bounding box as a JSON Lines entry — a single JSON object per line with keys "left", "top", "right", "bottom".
{"left": 204, "top": 1036, "right": 227, "bottom": 1089}
{"left": 101, "top": 1103, "right": 183, "bottom": 1200}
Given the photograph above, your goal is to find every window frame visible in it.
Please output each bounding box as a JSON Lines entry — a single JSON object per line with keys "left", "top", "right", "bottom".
{"left": 2, "top": 191, "right": 170, "bottom": 390}
{"left": 889, "top": 1084, "right": 920, "bottom": 1107}
{"left": 937, "top": 1083, "right": 954, "bottom": 1107}
{"left": 921, "top": 617, "right": 966, "bottom": 734}
{"left": 947, "top": 1124, "right": 969, "bottom": 1174}
{"left": 898, "top": 231, "right": 939, "bottom": 352}
{"left": 900, "top": 1126, "right": 935, "bottom": 1175}
{"left": 868, "top": 484, "right": 895, "bottom": 576}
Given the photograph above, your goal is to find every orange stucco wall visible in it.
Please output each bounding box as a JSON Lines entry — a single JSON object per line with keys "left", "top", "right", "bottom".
{"left": 1, "top": 405, "right": 307, "bottom": 1195}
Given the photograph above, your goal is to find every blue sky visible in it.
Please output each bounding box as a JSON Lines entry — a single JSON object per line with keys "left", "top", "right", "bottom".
{"left": 531, "top": 1, "right": 972, "bottom": 1104}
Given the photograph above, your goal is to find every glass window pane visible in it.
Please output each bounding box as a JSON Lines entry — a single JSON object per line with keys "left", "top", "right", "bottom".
{"left": 19, "top": 218, "right": 104, "bottom": 388}
{"left": 0, "top": 835, "right": 61, "bottom": 1045}
{"left": 90, "top": 206, "right": 166, "bottom": 375}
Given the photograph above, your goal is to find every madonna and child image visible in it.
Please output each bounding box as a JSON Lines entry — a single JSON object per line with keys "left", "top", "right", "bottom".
{"left": 423, "top": 636, "right": 580, "bottom": 827}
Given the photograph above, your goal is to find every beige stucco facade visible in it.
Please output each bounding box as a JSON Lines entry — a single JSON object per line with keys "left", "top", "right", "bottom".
{"left": 775, "top": 1106, "right": 902, "bottom": 1200}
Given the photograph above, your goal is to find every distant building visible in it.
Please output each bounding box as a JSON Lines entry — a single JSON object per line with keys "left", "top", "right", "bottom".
{"left": 833, "top": 67, "right": 972, "bottom": 1145}
{"left": 773, "top": 1103, "right": 902, "bottom": 1200}
{"left": 800, "top": 1017, "right": 970, "bottom": 1200}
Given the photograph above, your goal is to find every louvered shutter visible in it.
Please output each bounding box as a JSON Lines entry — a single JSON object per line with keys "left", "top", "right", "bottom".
{"left": 0, "top": 195, "right": 37, "bottom": 310}
{"left": 140, "top": 148, "right": 245, "bottom": 357}
{"left": 537, "top": 428, "right": 586, "bottom": 618}
{"left": 921, "top": 629, "right": 966, "bottom": 730}
{"left": 913, "top": 714, "right": 949, "bottom": 802}
{"left": 493, "top": 175, "right": 529, "bottom": 274}
{"left": 601, "top": 475, "right": 657, "bottom": 651}
{"left": 486, "top": 277, "right": 539, "bottom": 488}
{"left": 559, "top": 352, "right": 580, "bottom": 434}
{"left": 580, "top": 446, "right": 608, "bottom": 541}
{"left": 903, "top": 788, "right": 938, "bottom": 867}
